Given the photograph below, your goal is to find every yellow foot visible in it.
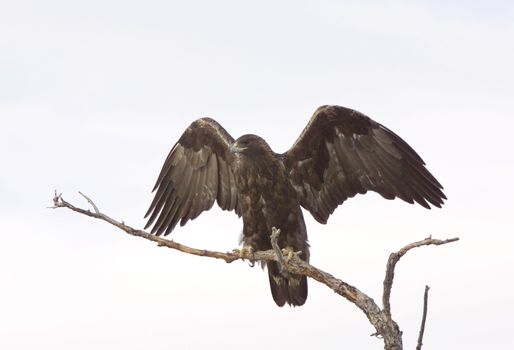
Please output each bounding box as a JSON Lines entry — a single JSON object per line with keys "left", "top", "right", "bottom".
{"left": 281, "top": 246, "right": 294, "bottom": 262}
{"left": 281, "top": 246, "right": 302, "bottom": 262}
{"left": 233, "top": 245, "right": 256, "bottom": 266}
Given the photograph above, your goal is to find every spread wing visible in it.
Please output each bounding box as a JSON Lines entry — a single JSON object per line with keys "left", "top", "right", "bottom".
{"left": 282, "top": 105, "right": 446, "bottom": 224}
{"left": 145, "top": 118, "right": 239, "bottom": 236}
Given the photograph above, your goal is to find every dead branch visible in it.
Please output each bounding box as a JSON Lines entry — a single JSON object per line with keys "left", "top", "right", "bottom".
{"left": 51, "top": 191, "right": 458, "bottom": 350}
{"left": 270, "top": 227, "right": 291, "bottom": 278}
{"left": 416, "top": 285, "right": 430, "bottom": 350}
{"left": 383, "top": 236, "right": 459, "bottom": 320}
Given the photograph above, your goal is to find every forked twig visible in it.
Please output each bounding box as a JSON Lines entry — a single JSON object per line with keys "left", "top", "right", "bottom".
{"left": 383, "top": 236, "right": 459, "bottom": 320}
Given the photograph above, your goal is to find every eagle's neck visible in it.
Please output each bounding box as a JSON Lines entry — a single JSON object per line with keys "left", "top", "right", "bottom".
{"left": 235, "top": 152, "right": 280, "bottom": 180}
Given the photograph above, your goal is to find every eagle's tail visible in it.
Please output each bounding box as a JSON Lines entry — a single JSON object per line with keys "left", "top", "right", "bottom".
{"left": 267, "top": 262, "right": 308, "bottom": 307}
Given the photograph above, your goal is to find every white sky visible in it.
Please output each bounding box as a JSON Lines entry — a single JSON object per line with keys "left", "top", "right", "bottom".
{"left": 1, "top": 1, "right": 513, "bottom": 349}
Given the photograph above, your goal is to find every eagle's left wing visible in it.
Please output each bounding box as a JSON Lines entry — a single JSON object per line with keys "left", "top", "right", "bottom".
{"left": 145, "top": 118, "right": 239, "bottom": 236}
{"left": 282, "top": 105, "right": 446, "bottom": 224}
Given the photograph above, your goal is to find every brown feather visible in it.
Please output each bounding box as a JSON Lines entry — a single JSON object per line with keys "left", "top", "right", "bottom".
{"left": 145, "top": 118, "right": 238, "bottom": 236}
{"left": 283, "top": 105, "right": 446, "bottom": 223}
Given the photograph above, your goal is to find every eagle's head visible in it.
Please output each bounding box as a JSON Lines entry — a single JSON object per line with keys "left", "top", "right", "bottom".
{"left": 231, "top": 134, "right": 272, "bottom": 157}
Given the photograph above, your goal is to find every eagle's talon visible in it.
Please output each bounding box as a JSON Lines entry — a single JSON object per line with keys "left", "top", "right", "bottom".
{"left": 237, "top": 245, "right": 255, "bottom": 266}
{"left": 281, "top": 246, "right": 296, "bottom": 263}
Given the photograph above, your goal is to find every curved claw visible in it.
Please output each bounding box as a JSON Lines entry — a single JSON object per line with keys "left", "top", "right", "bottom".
{"left": 281, "top": 246, "right": 297, "bottom": 263}
{"left": 235, "top": 245, "right": 256, "bottom": 266}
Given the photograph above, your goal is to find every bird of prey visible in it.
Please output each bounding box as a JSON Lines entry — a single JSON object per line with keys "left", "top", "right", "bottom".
{"left": 144, "top": 105, "right": 446, "bottom": 307}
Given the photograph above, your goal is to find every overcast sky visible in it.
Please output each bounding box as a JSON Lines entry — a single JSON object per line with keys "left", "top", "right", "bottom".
{"left": 1, "top": 1, "right": 513, "bottom": 349}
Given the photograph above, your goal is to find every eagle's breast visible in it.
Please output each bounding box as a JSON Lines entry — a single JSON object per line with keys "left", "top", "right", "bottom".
{"left": 233, "top": 152, "right": 300, "bottom": 249}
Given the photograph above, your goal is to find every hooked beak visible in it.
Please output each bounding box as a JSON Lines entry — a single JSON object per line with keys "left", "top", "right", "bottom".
{"left": 231, "top": 142, "right": 246, "bottom": 154}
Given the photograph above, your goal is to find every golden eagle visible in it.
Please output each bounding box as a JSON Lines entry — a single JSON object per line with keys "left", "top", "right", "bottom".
{"left": 144, "top": 105, "right": 446, "bottom": 307}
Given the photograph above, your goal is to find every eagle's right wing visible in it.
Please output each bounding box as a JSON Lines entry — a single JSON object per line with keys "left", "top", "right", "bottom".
{"left": 145, "top": 118, "right": 239, "bottom": 236}
{"left": 282, "top": 105, "right": 446, "bottom": 224}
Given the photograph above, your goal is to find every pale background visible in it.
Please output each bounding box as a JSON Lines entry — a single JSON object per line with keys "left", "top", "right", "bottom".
{"left": 1, "top": 1, "right": 513, "bottom": 349}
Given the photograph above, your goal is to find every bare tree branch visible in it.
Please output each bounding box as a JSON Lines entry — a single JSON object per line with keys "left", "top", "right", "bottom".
{"left": 382, "top": 236, "right": 459, "bottom": 320}
{"left": 51, "top": 191, "right": 458, "bottom": 350}
{"left": 51, "top": 191, "right": 241, "bottom": 263}
{"left": 270, "top": 227, "right": 292, "bottom": 278}
{"left": 78, "top": 191, "right": 99, "bottom": 214}
{"left": 416, "top": 285, "right": 430, "bottom": 350}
